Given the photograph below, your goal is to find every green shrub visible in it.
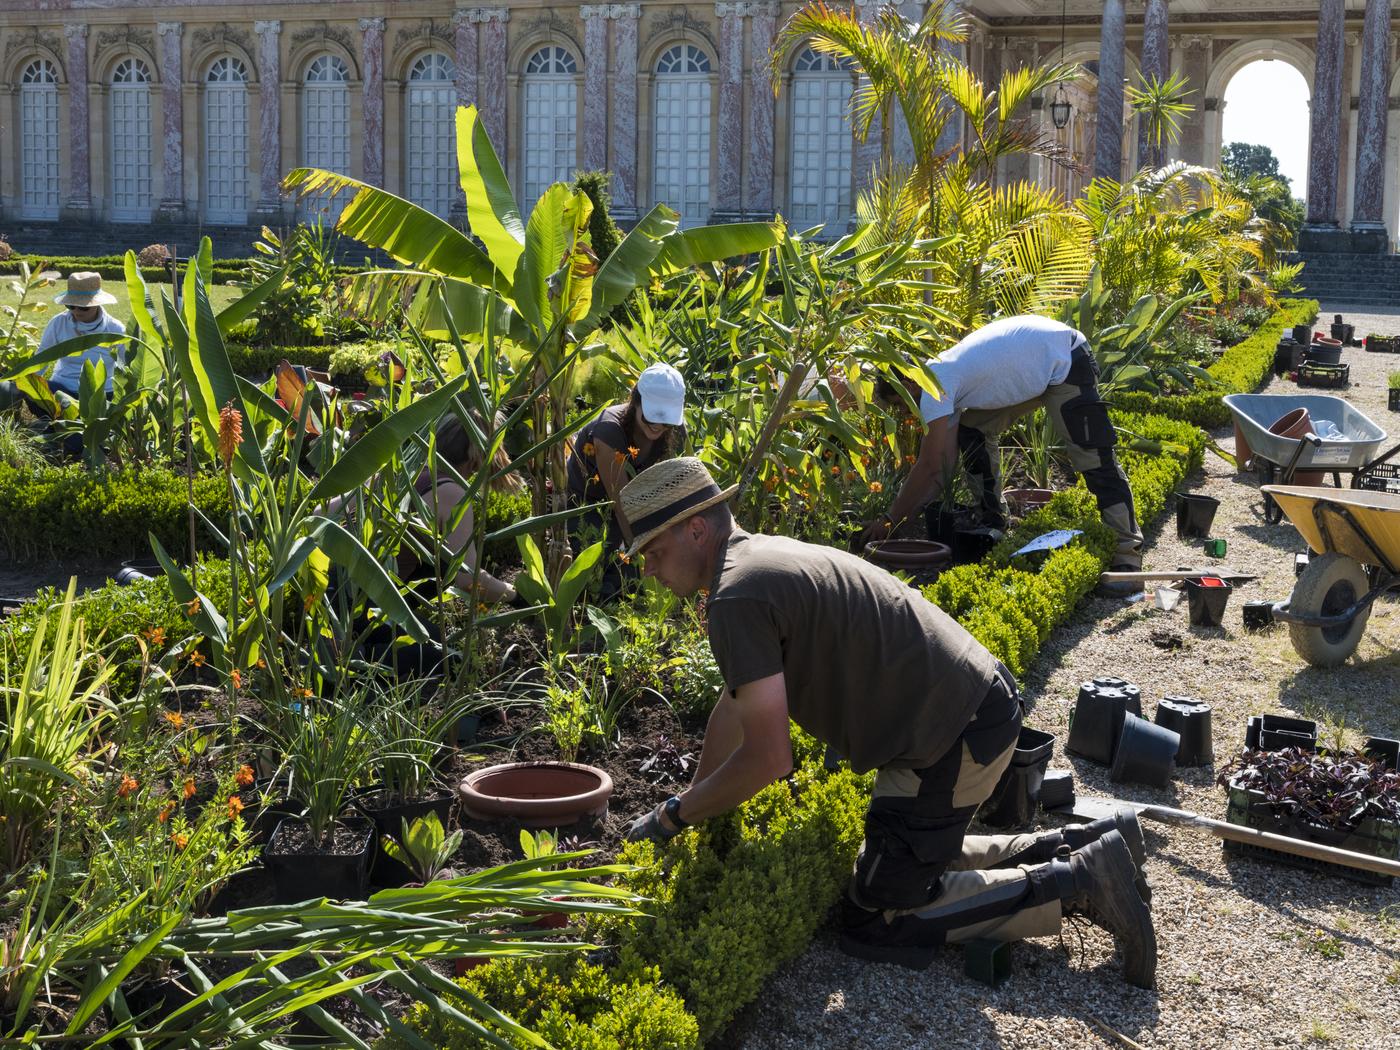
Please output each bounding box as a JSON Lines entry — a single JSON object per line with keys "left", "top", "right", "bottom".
{"left": 224, "top": 343, "right": 334, "bottom": 376}
{"left": 482, "top": 488, "right": 532, "bottom": 567}
{"left": 1113, "top": 298, "right": 1318, "bottom": 427}
{"left": 380, "top": 957, "right": 699, "bottom": 1050}
{"left": 0, "top": 464, "right": 230, "bottom": 563}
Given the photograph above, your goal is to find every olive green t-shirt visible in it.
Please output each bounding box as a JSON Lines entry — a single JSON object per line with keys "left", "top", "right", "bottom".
{"left": 705, "top": 531, "right": 999, "bottom": 773}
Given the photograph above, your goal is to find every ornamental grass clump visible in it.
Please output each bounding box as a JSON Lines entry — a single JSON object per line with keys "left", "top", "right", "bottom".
{"left": 1219, "top": 746, "right": 1400, "bottom": 832}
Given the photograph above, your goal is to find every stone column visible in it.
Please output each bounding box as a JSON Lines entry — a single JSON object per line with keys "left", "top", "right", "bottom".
{"left": 581, "top": 6, "right": 610, "bottom": 172}
{"left": 1177, "top": 35, "right": 1211, "bottom": 166}
{"left": 360, "top": 17, "right": 386, "bottom": 187}
{"left": 715, "top": 3, "right": 746, "bottom": 217}
{"left": 1000, "top": 37, "right": 1037, "bottom": 185}
{"left": 1094, "top": 0, "right": 1126, "bottom": 181}
{"left": 156, "top": 22, "right": 184, "bottom": 218}
{"left": 476, "top": 8, "right": 510, "bottom": 157}
{"left": 1306, "top": 0, "right": 1346, "bottom": 229}
{"left": 1337, "top": 30, "right": 1359, "bottom": 225}
{"left": 934, "top": 1, "right": 964, "bottom": 156}
{"left": 747, "top": 1, "right": 778, "bottom": 215}
{"left": 453, "top": 7, "right": 478, "bottom": 110}
{"left": 894, "top": 1, "right": 927, "bottom": 166}
{"left": 853, "top": 0, "right": 883, "bottom": 192}
{"left": 255, "top": 20, "right": 283, "bottom": 216}
{"left": 1136, "top": 0, "right": 1170, "bottom": 167}
{"left": 1352, "top": 0, "right": 1392, "bottom": 243}
{"left": 610, "top": 3, "right": 641, "bottom": 217}
{"left": 63, "top": 24, "right": 90, "bottom": 216}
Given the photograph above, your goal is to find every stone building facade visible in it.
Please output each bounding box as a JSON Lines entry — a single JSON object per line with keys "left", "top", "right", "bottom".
{"left": 0, "top": 3, "right": 1397, "bottom": 251}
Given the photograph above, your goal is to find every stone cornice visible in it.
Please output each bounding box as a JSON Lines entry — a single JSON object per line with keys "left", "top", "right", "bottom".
{"left": 62, "top": 22, "right": 85, "bottom": 40}
{"left": 358, "top": 17, "right": 385, "bottom": 34}
{"left": 156, "top": 21, "right": 182, "bottom": 39}
{"left": 253, "top": 20, "right": 281, "bottom": 37}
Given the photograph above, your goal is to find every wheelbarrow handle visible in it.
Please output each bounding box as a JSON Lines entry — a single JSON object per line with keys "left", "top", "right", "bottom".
{"left": 1280, "top": 432, "right": 1322, "bottom": 482}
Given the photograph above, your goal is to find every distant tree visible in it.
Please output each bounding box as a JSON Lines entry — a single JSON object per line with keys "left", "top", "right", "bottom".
{"left": 1221, "top": 142, "right": 1286, "bottom": 184}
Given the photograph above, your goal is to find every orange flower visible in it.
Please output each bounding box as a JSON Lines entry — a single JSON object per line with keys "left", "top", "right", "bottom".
{"left": 904, "top": 454, "right": 917, "bottom": 466}
{"left": 582, "top": 442, "right": 595, "bottom": 458}
{"left": 870, "top": 481, "right": 884, "bottom": 494}
{"left": 217, "top": 399, "right": 244, "bottom": 468}
{"left": 117, "top": 774, "right": 139, "bottom": 799}
{"left": 235, "top": 764, "right": 255, "bottom": 788}
{"left": 230, "top": 669, "right": 242, "bottom": 689}
{"left": 190, "top": 651, "right": 205, "bottom": 667}
{"left": 256, "top": 657, "right": 267, "bottom": 670}
{"left": 227, "top": 796, "right": 245, "bottom": 819}
{"left": 303, "top": 593, "right": 318, "bottom": 613}
{"left": 590, "top": 474, "right": 600, "bottom": 484}
{"left": 614, "top": 450, "right": 626, "bottom": 465}
{"left": 628, "top": 446, "right": 640, "bottom": 458}
{"left": 830, "top": 465, "right": 840, "bottom": 476}
{"left": 171, "top": 832, "right": 188, "bottom": 850}
{"left": 157, "top": 802, "right": 176, "bottom": 824}
{"left": 182, "top": 777, "right": 197, "bottom": 800}
{"left": 185, "top": 598, "right": 201, "bottom": 617}
{"left": 142, "top": 626, "right": 166, "bottom": 646}
{"left": 295, "top": 687, "right": 314, "bottom": 700}
{"left": 163, "top": 710, "right": 184, "bottom": 729}
{"left": 617, "top": 549, "right": 632, "bottom": 565}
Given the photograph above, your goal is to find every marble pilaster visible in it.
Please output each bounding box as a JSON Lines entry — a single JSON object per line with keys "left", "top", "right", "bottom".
{"left": 476, "top": 8, "right": 510, "bottom": 159}
{"left": 452, "top": 8, "right": 478, "bottom": 110}
{"left": 582, "top": 7, "right": 610, "bottom": 172}
{"left": 254, "top": 20, "right": 282, "bottom": 215}
{"left": 715, "top": 4, "right": 746, "bottom": 216}
{"left": 1306, "top": 0, "right": 1346, "bottom": 227}
{"left": 360, "top": 17, "right": 386, "bottom": 187}
{"left": 1176, "top": 36, "right": 1211, "bottom": 167}
{"left": 999, "top": 37, "right": 1038, "bottom": 185}
{"left": 747, "top": 2, "right": 778, "bottom": 215}
{"left": 63, "top": 24, "right": 90, "bottom": 214}
{"left": 1094, "top": 0, "right": 1125, "bottom": 181}
{"left": 894, "top": 1, "right": 923, "bottom": 167}
{"left": 1352, "top": 0, "right": 1391, "bottom": 231}
{"left": 1338, "top": 31, "right": 1358, "bottom": 224}
{"left": 1137, "top": 0, "right": 1170, "bottom": 167}
{"left": 853, "top": 0, "right": 883, "bottom": 192}
{"left": 156, "top": 22, "right": 184, "bottom": 217}
{"left": 610, "top": 4, "right": 640, "bottom": 216}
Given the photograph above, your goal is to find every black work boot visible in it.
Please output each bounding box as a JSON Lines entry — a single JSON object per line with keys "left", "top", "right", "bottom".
{"left": 1000, "top": 810, "right": 1151, "bottom": 902}
{"left": 1054, "top": 831, "right": 1157, "bottom": 989}
{"left": 835, "top": 895, "right": 936, "bottom": 970}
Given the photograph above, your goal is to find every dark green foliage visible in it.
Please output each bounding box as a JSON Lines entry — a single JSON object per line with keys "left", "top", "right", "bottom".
{"left": 0, "top": 464, "right": 230, "bottom": 562}
{"left": 482, "top": 488, "right": 532, "bottom": 566}
{"left": 572, "top": 171, "right": 623, "bottom": 262}
{"left": 379, "top": 957, "right": 699, "bottom": 1050}
{"left": 1113, "top": 299, "right": 1318, "bottom": 427}
{"left": 0, "top": 255, "right": 248, "bottom": 283}
{"left": 1221, "top": 142, "right": 1286, "bottom": 182}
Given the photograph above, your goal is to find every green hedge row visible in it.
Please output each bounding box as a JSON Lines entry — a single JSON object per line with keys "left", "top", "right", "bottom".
{"left": 0, "top": 255, "right": 248, "bottom": 284}
{"left": 1112, "top": 297, "right": 1318, "bottom": 428}
{"left": 383, "top": 399, "right": 1213, "bottom": 1049}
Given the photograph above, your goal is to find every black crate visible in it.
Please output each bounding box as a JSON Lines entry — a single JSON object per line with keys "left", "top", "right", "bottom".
{"left": 1365, "top": 335, "right": 1400, "bottom": 353}
{"left": 1295, "top": 362, "right": 1350, "bottom": 388}
{"left": 1354, "top": 462, "right": 1400, "bottom": 495}
{"left": 1225, "top": 780, "right": 1398, "bottom": 886}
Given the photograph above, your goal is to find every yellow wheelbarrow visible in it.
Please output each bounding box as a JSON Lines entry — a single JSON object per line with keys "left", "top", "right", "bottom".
{"left": 1262, "top": 480, "right": 1400, "bottom": 667}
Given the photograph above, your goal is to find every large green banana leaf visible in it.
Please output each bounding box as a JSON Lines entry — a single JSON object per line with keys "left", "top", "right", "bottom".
{"left": 456, "top": 106, "right": 526, "bottom": 278}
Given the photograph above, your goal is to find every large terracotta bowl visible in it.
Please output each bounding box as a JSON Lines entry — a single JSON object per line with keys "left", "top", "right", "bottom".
{"left": 458, "top": 761, "right": 613, "bottom": 828}
{"left": 863, "top": 538, "right": 953, "bottom": 574}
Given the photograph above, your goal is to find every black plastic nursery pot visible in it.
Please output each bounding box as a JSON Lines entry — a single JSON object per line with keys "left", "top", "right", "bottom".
{"left": 1175, "top": 493, "right": 1220, "bottom": 539}
{"left": 1038, "top": 769, "right": 1075, "bottom": 811}
{"left": 1110, "top": 714, "right": 1180, "bottom": 788}
{"left": 1304, "top": 343, "right": 1343, "bottom": 366}
{"left": 1389, "top": 388, "right": 1400, "bottom": 412}
{"left": 1242, "top": 600, "right": 1276, "bottom": 632}
{"left": 264, "top": 817, "right": 374, "bottom": 903}
{"left": 1183, "top": 576, "right": 1232, "bottom": 627}
{"left": 1066, "top": 678, "right": 1142, "bottom": 766}
{"left": 1365, "top": 735, "right": 1400, "bottom": 770}
{"left": 980, "top": 727, "right": 1055, "bottom": 827}
{"left": 1291, "top": 323, "right": 1313, "bottom": 345}
{"left": 354, "top": 787, "right": 455, "bottom": 888}
{"left": 1224, "top": 778, "right": 1399, "bottom": 886}
{"left": 1244, "top": 713, "right": 1318, "bottom": 752}
{"left": 1153, "top": 696, "right": 1214, "bottom": 767}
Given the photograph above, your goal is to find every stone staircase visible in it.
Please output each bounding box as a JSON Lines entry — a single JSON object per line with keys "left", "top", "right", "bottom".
{"left": 1288, "top": 251, "right": 1400, "bottom": 308}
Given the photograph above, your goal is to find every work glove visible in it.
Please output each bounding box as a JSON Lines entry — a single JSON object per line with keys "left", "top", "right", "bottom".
{"left": 624, "top": 802, "right": 683, "bottom": 846}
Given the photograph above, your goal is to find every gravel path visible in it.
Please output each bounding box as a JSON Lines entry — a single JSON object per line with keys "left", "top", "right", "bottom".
{"left": 729, "top": 304, "right": 1400, "bottom": 1050}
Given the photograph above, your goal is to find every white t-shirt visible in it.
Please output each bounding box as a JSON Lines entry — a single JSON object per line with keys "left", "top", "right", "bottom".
{"left": 918, "top": 315, "right": 1086, "bottom": 425}
{"left": 42, "top": 309, "right": 127, "bottom": 393}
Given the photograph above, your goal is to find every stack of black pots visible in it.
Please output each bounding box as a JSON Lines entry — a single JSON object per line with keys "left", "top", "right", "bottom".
{"left": 1068, "top": 678, "right": 1216, "bottom": 787}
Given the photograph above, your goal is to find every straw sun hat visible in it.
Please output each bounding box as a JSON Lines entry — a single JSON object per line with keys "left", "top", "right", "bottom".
{"left": 619, "top": 457, "right": 737, "bottom": 557}
{"left": 55, "top": 271, "right": 118, "bottom": 307}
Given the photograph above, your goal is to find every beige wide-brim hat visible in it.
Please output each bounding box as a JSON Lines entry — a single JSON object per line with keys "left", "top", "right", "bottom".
{"left": 55, "top": 271, "right": 118, "bottom": 307}
{"left": 620, "top": 457, "right": 737, "bottom": 557}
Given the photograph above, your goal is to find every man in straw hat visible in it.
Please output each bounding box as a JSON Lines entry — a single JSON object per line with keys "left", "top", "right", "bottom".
{"left": 42, "top": 272, "right": 127, "bottom": 398}
{"left": 619, "top": 457, "right": 1156, "bottom": 987}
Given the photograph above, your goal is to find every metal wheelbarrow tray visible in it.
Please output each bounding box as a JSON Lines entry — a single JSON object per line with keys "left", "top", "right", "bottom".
{"left": 1223, "top": 393, "right": 1388, "bottom": 473}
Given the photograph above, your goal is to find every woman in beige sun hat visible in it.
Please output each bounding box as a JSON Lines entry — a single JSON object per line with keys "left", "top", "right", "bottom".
{"left": 44, "top": 272, "right": 127, "bottom": 397}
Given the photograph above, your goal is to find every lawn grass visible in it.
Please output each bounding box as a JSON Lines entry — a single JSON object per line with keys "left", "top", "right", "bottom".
{"left": 2, "top": 277, "right": 244, "bottom": 336}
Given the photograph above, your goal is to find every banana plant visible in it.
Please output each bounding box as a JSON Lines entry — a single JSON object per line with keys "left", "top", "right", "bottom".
{"left": 511, "top": 535, "right": 607, "bottom": 675}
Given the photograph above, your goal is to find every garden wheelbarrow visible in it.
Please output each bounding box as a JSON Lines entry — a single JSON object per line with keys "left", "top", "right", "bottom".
{"left": 1223, "top": 393, "right": 1389, "bottom": 524}
{"left": 1261, "top": 474, "right": 1400, "bottom": 667}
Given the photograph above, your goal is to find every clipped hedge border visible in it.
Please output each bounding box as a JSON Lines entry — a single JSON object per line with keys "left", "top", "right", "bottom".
{"left": 1112, "top": 297, "right": 1319, "bottom": 428}
{"left": 0, "top": 256, "right": 248, "bottom": 284}
{"left": 385, "top": 396, "right": 1213, "bottom": 1048}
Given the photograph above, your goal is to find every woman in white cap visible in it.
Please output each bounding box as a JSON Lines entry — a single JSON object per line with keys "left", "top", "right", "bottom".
{"left": 43, "top": 272, "right": 127, "bottom": 397}
{"left": 566, "top": 362, "right": 688, "bottom": 568}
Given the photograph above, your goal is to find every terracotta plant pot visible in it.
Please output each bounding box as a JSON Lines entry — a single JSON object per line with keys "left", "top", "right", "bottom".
{"left": 458, "top": 762, "right": 613, "bottom": 827}
{"left": 1268, "top": 408, "right": 1325, "bottom": 485}
{"left": 1003, "top": 488, "right": 1054, "bottom": 515}
{"left": 863, "top": 539, "right": 953, "bottom": 576}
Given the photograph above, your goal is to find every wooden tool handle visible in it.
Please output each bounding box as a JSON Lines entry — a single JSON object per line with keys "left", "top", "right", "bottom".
{"left": 1151, "top": 809, "right": 1400, "bottom": 879}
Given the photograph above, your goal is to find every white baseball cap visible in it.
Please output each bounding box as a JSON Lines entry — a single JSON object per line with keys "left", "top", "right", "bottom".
{"left": 635, "top": 363, "right": 686, "bottom": 426}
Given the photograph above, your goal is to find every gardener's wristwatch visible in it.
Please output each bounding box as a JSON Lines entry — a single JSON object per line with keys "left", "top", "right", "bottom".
{"left": 664, "top": 795, "right": 689, "bottom": 829}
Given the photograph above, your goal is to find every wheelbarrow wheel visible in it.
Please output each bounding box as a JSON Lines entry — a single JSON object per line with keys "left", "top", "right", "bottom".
{"left": 1288, "top": 553, "right": 1371, "bottom": 668}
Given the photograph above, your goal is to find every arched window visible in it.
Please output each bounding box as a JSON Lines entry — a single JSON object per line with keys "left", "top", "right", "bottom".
{"left": 301, "top": 55, "right": 351, "bottom": 222}
{"left": 521, "top": 46, "right": 579, "bottom": 207}
{"left": 110, "top": 58, "right": 153, "bottom": 222}
{"left": 204, "top": 57, "right": 250, "bottom": 223}
{"left": 789, "top": 48, "right": 853, "bottom": 234}
{"left": 19, "top": 59, "right": 60, "bottom": 220}
{"left": 405, "top": 52, "right": 457, "bottom": 219}
{"left": 653, "top": 45, "right": 711, "bottom": 226}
